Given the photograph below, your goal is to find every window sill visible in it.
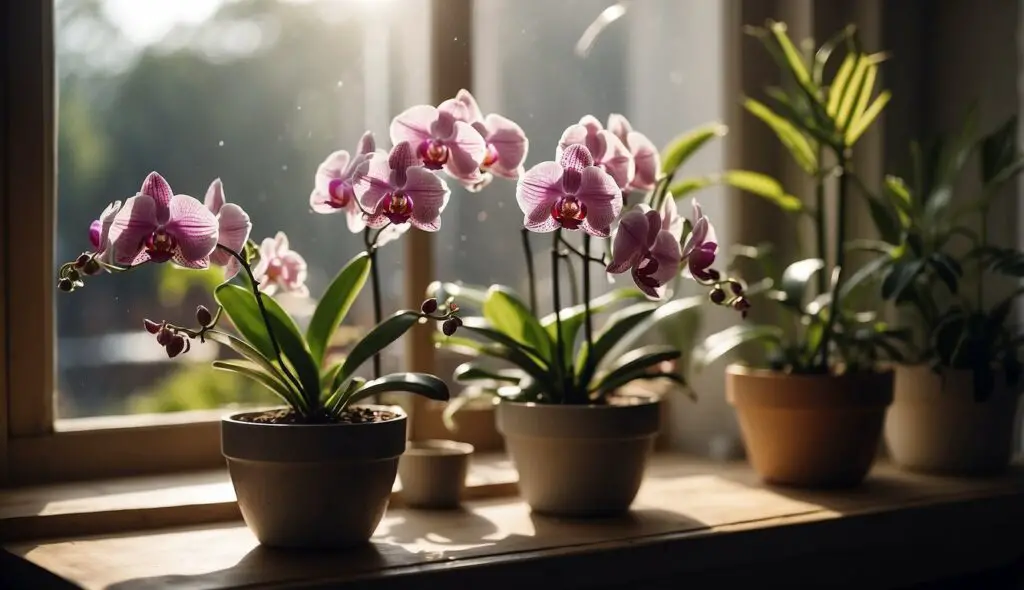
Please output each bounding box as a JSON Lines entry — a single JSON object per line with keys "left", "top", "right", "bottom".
{"left": 3, "top": 455, "right": 1024, "bottom": 589}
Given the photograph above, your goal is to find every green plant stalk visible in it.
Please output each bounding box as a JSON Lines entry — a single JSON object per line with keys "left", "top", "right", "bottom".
{"left": 582, "top": 234, "right": 594, "bottom": 365}
{"left": 551, "top": 230, "right": 566, "bottom": 403}
{"left": 818, "top": 158, "right": 849, "bottom": 371}
{"left": 217, "top": 244, "right": 305, "bottom": 407}
{"left": 521, "top": 228, "right": 538, "bottom": 314}
{"left": 815, "top": 147, "right": 827, "bottom": 296}
{"left": 363, "top": 227, "right": 383, "bottom": 380}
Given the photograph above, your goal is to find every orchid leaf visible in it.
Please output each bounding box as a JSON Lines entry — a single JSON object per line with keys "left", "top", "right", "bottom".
{"left": 576, "top": 302, "right": 660, "bottom": 389}
{"left": 306, "top": 252, "right": 370, "bottom": 365}
{"left": 592, "top": 345, "right": 681, "bottom": 394}
{"left": 324, "top": 377, "right": 364, "bottom": 414}
{"left": 320, "top": 363, "right": 344, "bottom": 397}
{"left": 442, "top": 388, "right": 498, "bottom": 432}
{"left": 667, "top": 176, "right": 716, "bottom": 199}
{"left": 661, "top": 123, "right": 728, "bottom": 176}
{"left": 453, "top": 362, "right": 524, "bottom": 384}
{"left": 606, "top": 295, "right": 705, "bottom": 361}
{"left": 425, "top": 281, "right": 489, "bottom": 310}
{"left": 540, "top": 287, "right": 645, "bottom": 366}
{"left": 743, "top": 97, "right": 817, "bottom": 173}
{"left": 342, "top": 373, "right": 449, "bottom": 409}
{"left": 460, "top": 317, "right": 547, "bottom": 364}
{"left": 203, "top": 329, "right": 299, "bottom": 403}
{"left": 778, "top": 258, "right": 826, "bottom": 309}
{"left": 212, "top": 360, "right": 302, "bottom": 409}
{"left": 981, "top": 116, "right": 1018, "bottom": 184}
{"left": 881, "top": 258, "right": 925, "bottom": 301}
{"left": 338, "top": 311, "right": 420, "bottom": 386}
{"left": 721, "top": 170, "right": 803, "bottom": 212}
{"left": 435, "top": 333, "right": 553, "bottom": 388}
{"left": 482, "top": 285, "right": 553, "bottom": 362}
{"left": 693, "top": 324, "right": 785, "bottom": 370}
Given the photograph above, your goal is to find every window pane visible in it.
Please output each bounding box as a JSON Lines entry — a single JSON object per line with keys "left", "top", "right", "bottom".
{"left": 55, "top": 0, "right": 426, "bottom": 419}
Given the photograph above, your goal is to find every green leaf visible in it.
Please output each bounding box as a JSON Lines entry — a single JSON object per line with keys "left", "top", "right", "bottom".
{"left": 721, "top": 170, "right": 803, "bottom": 212}
{"left": 540, "top": 288, "right": 645, "bottom": 365}
{"left": 575, "top": 302, "right": 660, "bottom": 390}
{"left": 306, "top": 252, "right": 371, "bottom": 364}
{"left": 324, "top": 377, "right": 365, "bottom": 414}
{"left": 342, "top": 372, "right": 450, "bottom": 410}
{"left": 846, "top": 90, "right": 890, "bottom": 146}
{"left": 693, "top": 324, "right": 785, "bottom": 370}
{"left": 203, "top": 329, "right": 300, "bottom": 404}
{"left": 435, "top": 333, "right": 554, "bottom": 389}
{"left": 667, "top": 176, "right": 716, "bottom": 199}
{"left": 813, "top": 24, "right": 855, "bottom": 85}
{"left": 442, "top": 388, "right": 498, "bottom": 432}
{"left": 768, "top": 21, "right": 811, "bottom": 87}
{"left": 459, "top": 317, "right": 547, "bottom": 363}
{"left": 743, "top": 97, "right": 817, "bottom": 173}
{"left": 826, "top": 52, "right": 857, "bottom": 118}
{"left": 482, "top": 285, "right": 553, "bottom": 362}
{"left": 592, "top": 345, "right": 681, "bottom": 394}
{"left": 214, "top": 284, "right": 321, "bottom": 405}
{"left": 212, "top": 360, "right": 301, "bottom": 409}
{"left": 884, "top": 175, "right": 914, "bottom": 225}
{"left": 779, "top": 258, "right": 826, "bottom": 308}
{"left": 453, "top": 362, "right": 523, "bottom": 384}
{"left": 425, "top": 281, "right": 489, "bottom": 310}
{"left": 864, "top": 191, "right": 902, "bottom": 244}
{"left": 338, "top": 311, "right": 420, "bottom": 385}
{"left": 839, "top": 255, "right": 893, "bottom": 300}
{"left": 660, "top": 123, "right": 729, "bottom": 176}
{"left": 928, "top": 252, "right": 962, "bottom": 294}
{"left": 321, "top": 363, "right": 344, "bottom": 396}
{"left": 607, "top": 295, "right": 705, "bottom": 358}
{"left": 835, "top": 54, "right": 871, "bottom": 131}
{"left": 881, "top": 258, "right": 925, "bottom": 301}
{"left": 980, "top": 116, "right": 1018, "bottom": 184}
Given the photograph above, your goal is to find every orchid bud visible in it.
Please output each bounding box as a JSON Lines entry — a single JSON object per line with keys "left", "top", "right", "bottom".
{"left": 728, "top": 280, "right": 744, "bottom": 295}
{"left": 441, "top": 317, "right": 462, "bottom": 336}
{"left": 57, "top": 278, "right": 74, "bottom": 292}
{"left": 420, "top": 298, "right": 438, "bottom": 314}
{"left": 196, "top": 305, "right": 213, "bottom": 327}
{"left": 166, "top": 335, "right": 186, "bottom": 358}
{"left": 709, "top": 287, "right": 726, "bottom": 305}
{"left": 75, "top": 253, "right": 91, "bottom": 268}
{"left": 156, "top": 327, "right": 174, "bottom": 346}
{"left": 448, "top": 302, "right": 459, "bottom": 313}
{"left": 144, "top": 319, "right": 162, "bottom": 334}
{"left": 66, "top": 268, "right": 81, "bottom": 283}
{"left": 732, "top": 297, "right": 751, "bottom": 318}
{"left": 82, "top": 258, "right": 102, "bottom": 276}
{"left": 706, "top": 268, "right": 721, "bottom": 282}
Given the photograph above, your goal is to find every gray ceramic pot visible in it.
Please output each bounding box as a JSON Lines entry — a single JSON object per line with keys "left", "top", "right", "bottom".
{"left": 496, "top": 398, "right": 660, "bottom": 516}
{"left": 221, "top": 405, "right": 406, "bottom": 549}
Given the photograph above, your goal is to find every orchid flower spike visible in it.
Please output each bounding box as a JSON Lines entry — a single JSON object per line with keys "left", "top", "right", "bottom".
{"left": 354, "top": 141, "right": 451, "bottom": 231}
{"left": 443, "top": 89, "right": 529, "bottom": 191}
{"left": 606, "top": 203, "right": 682, "bottom": 299}
{"left": 557, "top": 115, "right": 635, "bottom": 191}
{"left": 310, "top": 131, "right": 376, "bottom": 233}
{"left": 252, "top": 231, "right": 309, "bottom": 297}
{"left": 607, "top": 114, "right": 660, "bottom": 192}
{"left": 390, "top": 102, "right": 487, "bottom": 183}
{"left": 682, "top": 199, "right": 718, "bottom": 281}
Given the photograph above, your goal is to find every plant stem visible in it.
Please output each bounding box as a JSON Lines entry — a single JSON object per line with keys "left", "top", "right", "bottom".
{"left": 818, "top": 157, "right": 849, "bottom": 371}
{"left": 815, "top": 147, "right": 827, "bottom": 296}
{"left": 582, "top": 234, "right": 594, "bottom": 358}
{"left": 551, "top": 230, "right": 566, "bottom": 403}
{"left": 216, "top": 245, "right": 305, "bottom": 402}
{"left": 520, "top": 228, "right": 538, "bottom": 314}
{"left": 364, "top": 228, "right": 383, "bottom": 380}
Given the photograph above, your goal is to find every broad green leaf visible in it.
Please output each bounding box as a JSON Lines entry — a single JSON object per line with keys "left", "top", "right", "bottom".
{"left": 835, "top": 54, "right": 870, "bottom": 131}
{"left": 342, "top": 372, "right": 449, "bottom": 410}
{"left": 661, "top": 123, "right": 728, "bottom": 176}
{"left": 826, "top": 53, "right": 857, "bottom": 118}
{"left": 306, "top": 252, "right": 370, "bottom": 364}
{"left": 320, "top": 363, "right": 343, "bottom": 396}
{"left": 845, "top": 90, "right": 890, "bottom": 146}
{"left": 540, "top": 287, "right": 645, "bottom": 365}
{"left": 203, "top": 329, "right": 299, "bottom": 403}
{"left": 575, "top": 302, "right": 660, "bottom": 390}
{"left": 592, "top": 345, "right": 681, "bottom": 394}
{"left": 324, "top": 377, "right": 364, "bottom": 414}
{"left": 864, "top": 192, "right": 902, "bottom": 244}
{"left": 434, "top": 333, "right": 554, "bottom": 389}
{"left": 482, "top": 285, "right": 553, "bottom": 362}
{"left": 883, "top": 175, "right": 913, "bottom": 226}
{"left": 607, "top": 295, "right": 705, "bottom": 360}
{"left": 838, "top": 255, "right": 893, "bottom": 300}
{"left": 880, "top": 258, "right": 925, "bottom": 301}
{"left": 425, "top": 281, "right": 489, "bottom": 310}
{"left": 980, "top": 116, "right": 1017, "bottom": 184}
{"left": 721, "top": 170, "right": 803, "bottom": 212}
{"left": 693, "top": 324, "right": 785, "bottom": 370}
{"left": 768, "top": 21, "right": 811, "bottom": 87}
{"left": 453, "top": 363, "right": 524, "bottom": 384}
{"left": 927, "top": 253, "right": 960, "bottom": 294}
{"left": 214, "top": 284, "right": 321, "bottom": 405}
{"left": 779, "top": 258, "right": 826, "bottom": 308}
{"left": 850, "top": 61, "right": 878, "bottom": 125}
{"left": 744, "top": 97, "right": 817, "bottom": 173}
{"left": 212, "top": 360, "right": 302, "bottom": 410}
{"left": 338, "top": 311, "right": 420, "bottom": 385}
{"left": 667, "top": 176, "right": 716, "bottom": 199}
{"left": 459, "top": 317, "right": 547, "bottom": 363}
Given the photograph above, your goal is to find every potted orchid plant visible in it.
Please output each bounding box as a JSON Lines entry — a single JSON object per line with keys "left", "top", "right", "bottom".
{"left": 56, "top": 117, "right": 469, "bottom": 547}
{"left": 424, "top": 92, "right": 744, "bottom": 516}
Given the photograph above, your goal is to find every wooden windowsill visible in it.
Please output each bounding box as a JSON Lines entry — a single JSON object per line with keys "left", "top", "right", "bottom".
{"left": 3, "top": 455, "right": 1024, "bottom": 589}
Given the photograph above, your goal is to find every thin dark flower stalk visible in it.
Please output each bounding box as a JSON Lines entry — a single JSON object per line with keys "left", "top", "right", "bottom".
{"left": 363, "top": 227, "right": 384, "bottom": 380}
{"left": 550, "top": 230, "right": 566, "bottom": 403}
{"left": 582, "top": 234, "right": 594, "bottom": 358}
{"left": 521, "top": 228, "right": 538, "bottom": 314}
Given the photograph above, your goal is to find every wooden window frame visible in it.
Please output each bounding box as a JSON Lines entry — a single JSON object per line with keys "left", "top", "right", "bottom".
{"left": 1, "top": 0, "right": 480, "bottom": 487}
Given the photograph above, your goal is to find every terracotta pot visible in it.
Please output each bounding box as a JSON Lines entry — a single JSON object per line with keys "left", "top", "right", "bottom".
{"left": 726, "top": 365, "right": 893, "bottom": 488}
{"left": 885, "top": 364, "right": 1021, "bottom": 475}
{"left": 496, "top": 398, "right": 660, "bottom": 516}
{"left": 398, "top": 439, "right": 474, "bottom": 509}
{"left": 221, "top": 405, "right": 406, "bottom": 548}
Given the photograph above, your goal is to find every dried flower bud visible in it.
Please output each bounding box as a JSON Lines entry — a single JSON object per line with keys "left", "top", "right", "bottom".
{"left": 66, "top": 268, "right": 81, "bottom": 283}
{"left": 195, "top": 305, "right": 213, "bottom": 327}
{"left": 75, "top": 253, "right": 91, "bottom": 268}
{"left": 144, "top": 319, "right": 162, "bottom": 334}
{"left": 706, "top": 268, "right": 721, "bottom": 282}
{"left": 441, "top": 317, "right": 462, "bottom": 336}
{"left": 57, "top": 278, "right": 74, "bottom": 292}
{"left": 732, "top": 297, "right": 751, "bottom": 318}
{"left": 82, "top": 258, "right": 102, "bottom": 276}
{"left": 156, "top": 327, "right": 174, "bottom": 346}
{"left": 165, "top": 335, "right": 186, "bottom": 358}
{"left": 709, "top": 287, "right": 727, "bottom": 305}
{"left": 728, "top": 280, "right": 744, "bottom": 295}
{"left": 448, "top": 302, "right": 460, "bottom": 313}
{"left": 420, "top": 298, "right": 438, "bottom": 314}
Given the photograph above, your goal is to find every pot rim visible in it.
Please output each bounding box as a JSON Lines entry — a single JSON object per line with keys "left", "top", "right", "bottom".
{"left": 498, "top": 396, "right": 660, "bottom": 411}
{"left": 726, "top": 363, "right": 894, "bottom": 381}
{"left": 223, "top": 404, "right": 407, "bottom": 428}
{"left": 404, "top": 439, "right": 474, "bottom": 457}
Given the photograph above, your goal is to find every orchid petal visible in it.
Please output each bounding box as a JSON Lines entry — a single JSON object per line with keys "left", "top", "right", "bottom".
{"left": 356, "top": 131, "right": 376, "bottom": 157}
{"left": 516, "top": 161, "right": 564, "bottom": 232}
{"left": 139, "top": 172, "right": 173, "bottom": 224}
{"left": 404, "top": 167, "right": 451, "bottom": 231}
{"left": 345, "top": 206, "right": 367, "bottom": 233}
{"left": 578, "top": 114, "right": 604, "bottom": 135}
{"left": 649, "top": 230, "right": 683, "bottom": 286}
{"left": 96, "top": 200, "right": 122, "bottom": 252}
{"left": 606, "top": 113, "right": 633, "bottom": 142}
{"left": 204, "top": 178, "right": 226, "bottom": 215}
{"left": 314, "top": 150, "right": 351, "bottom": 193}
{"left": 375, "top": 222, "right": 410, "bottom": 248}
{"left": 574, "top": 167, "right": 622, "bottom": 238}
{"left": 444, "top": 121, "right": 488, "bottom": 180}
{"left": 557, "top": 124, "right": 590, "bottom": 156}
{"left": 439, "top": 96, "right": 476, "bottom": 125}
{"left": 108, "top": 195, "right": 158, "bottom": 266}
{"left": 455, "top": 89, "right": 484, "bottom": 123}
{"left": 210, "top": 203, "right": 252, "bottom": 278}
{"left": 484, "top": 113, "right": 528, "bottom": 177}
{"left": 596, "top": 130, "right": 635, "bottom": 190}
{"left": 607, "top": 207, "right": 648, "bottom": 273}
{"left": 353, "top": 153, "right": 394, "bottom": 211}
{"left": 631, "top": 265, "right": 665, "bottom": 299}
{"left": 172, "top": 253, "right": 211, "bottom": 269}
{"left": 390, "top": 105, "right": 436, "bottom": 147}
{"left": 658, "top": 195, "right": 684, "bottom": 242}
{"left": 165, "top": 194, "right": 219, "bottom": 264}
{"left": 682, "top": 217, "right": 708, "bottom": 258}
{"left": 462, "top": 171, "right": 495, "bottom": 193}
{"left": 627, "top": 131, "right": 660, "bottom": 191}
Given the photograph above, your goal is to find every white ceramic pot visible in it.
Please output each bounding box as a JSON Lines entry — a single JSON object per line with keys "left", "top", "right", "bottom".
{"left": 885, "top": 365, "right": 1021, "bottom": 476}
{"left": 496, "top": 398, "right": 660, "bottom": 516}
{"left": 398, "top": 439, "right": 474, "bottom": 509}
{"left": 221, "top": 405, "right": 406, "bottom": 548}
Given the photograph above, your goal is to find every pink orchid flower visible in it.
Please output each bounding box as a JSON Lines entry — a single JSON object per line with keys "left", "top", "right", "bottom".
{"left": 444, "top": 89, "right": 529, "bottom": 191}
{"left": 89, "top": 201, "right": 123, "bottom": 258}
{"left": 252, "top": 231, "right": 309, "bottom": 297}
{"left": 107, "top": 172, "right": 219, "bottom": 269}
{"left": 682, "top": 200, "right": 718, "bottom": 281}
{"left": 607, "top": 114, "right": 660, "bottom": 192}
{"left": 516, "top": 144, "right": 622, "bottom": 237}
{"left": 353, "top": 142, "right": 451, "bottom": 231}
{"left": 203, "top": 179, "right": 252, "bottom": 280}
{"left": 606, "top": 204, "right": 682, "bottom": 299}
{"left": 309, "top": 131, "right": 376, "bottom": 232}
{"left": 557, "top": 115, "right": 635, "bottom": 191}
{"left": 389, "top": 102, "right": 488, "bottom": 182}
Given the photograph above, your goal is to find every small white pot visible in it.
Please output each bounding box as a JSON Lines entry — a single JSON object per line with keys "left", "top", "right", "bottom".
{"left": 398, "top": 439, "right": 474, "bottom": 509}
{"left": 221, "top": 405, "right": 406, "bottom": 548}
{"left": 885, "top": 365, "right": 1021, "bottom": 476}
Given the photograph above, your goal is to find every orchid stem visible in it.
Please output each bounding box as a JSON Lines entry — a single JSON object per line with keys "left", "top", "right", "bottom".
{"left": 216, "top": 244, "right": 305, "bottom": 406}
{"left": 582, "top": 235, "right": 594, "bottom": 362}
{"left": 363, "top": 227, "right": 383, "bottom": 381}
{"left": 521, "top": 228, "right": 538, "bottom": 314}
{"left": 551, "top": 230, "right": 566, "bottom": 403}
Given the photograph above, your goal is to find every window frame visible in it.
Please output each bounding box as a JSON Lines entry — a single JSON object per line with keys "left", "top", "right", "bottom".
{"left": 2, "top": 0, "right": 478, "bottom": 487}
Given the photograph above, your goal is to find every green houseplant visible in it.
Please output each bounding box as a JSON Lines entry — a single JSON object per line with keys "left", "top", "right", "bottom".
{"left": 692, "top": 22, "right": 907, "bottom": 488}
{"left": 857, "top": 112, "right": 1024, "bottom": 475}
{"left": 57, "top": 118, "right": 470, "bottom": 547}
{"left": 430, "top": 97, "right": 743, "bottom": 515}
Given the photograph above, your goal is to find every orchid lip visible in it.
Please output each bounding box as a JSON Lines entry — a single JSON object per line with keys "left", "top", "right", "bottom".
{"left": 551, "top": 196, "right": 587, "bottom": 230}
{"left": 418, "top": 139, "right": 449, "bottom": 170}
{"left": 327, "top": 178, "right": 354, "bottom": 208}
{"left": 383, "top": 191, "right": 414, "bottom": 225}
{"left": 481, "top": 143, "right": 500, "bottom": 169}
{"left": 145, "top": 229, "right": 177, "bottom": 263}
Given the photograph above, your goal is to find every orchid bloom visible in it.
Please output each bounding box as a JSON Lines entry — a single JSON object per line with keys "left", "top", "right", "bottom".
{"left": 682, "top": 200, "right": 718, "bottom": 281}
{"left": 89, "top": 201, "right": 123, "bottom": 258}
{"left": 390, "top": 102, "right": 488, "bottom": 182}
{"left": 516, "top": 144, "right": 622, "bottom": 237}
{"left": 309, "top": 131, "right": 376, "bottom": 232}
{"left": 606, "top": 204, "right": 682, "bottom": 299}
{"left": 607, "top": 114, "right": 660, "bottom": 192}
{"left": 557, "top": 115, "right": 635, "bottom": 191}
{"left": 107, "top": 172, "right": 219, "bottom": 269}
{"left": 353, "top": 142, "right": 451, "bottom": 231}
{"left": 445, "top": 89, "right": 529, "bottom": 191}
{"left": 252, "top": 231, "right": 309, "bottom": 297}
{"left": 203, "top": 179, "right": 253, "bottom": 279}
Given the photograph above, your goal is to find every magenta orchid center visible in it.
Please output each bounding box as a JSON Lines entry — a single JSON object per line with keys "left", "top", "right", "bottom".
{"left": 327, "top": 178, "right": 355, "bottom": 209}
{"left": 636, "top": 255, "right": 660, "bottom": 287}
{"left": 550, "top": 196, "right": 587, "bottom": 230}
{"left": 382, "top": 190, "right": 414, "bottom": 224}
{"left": 88, "top": 220, "right": 102, "bottom": 250}
{"left": 144, "top": 228, "right": 178, "bottom": 263}
{"left": 417, "top": 139, "right": 449, "bottom": 170}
